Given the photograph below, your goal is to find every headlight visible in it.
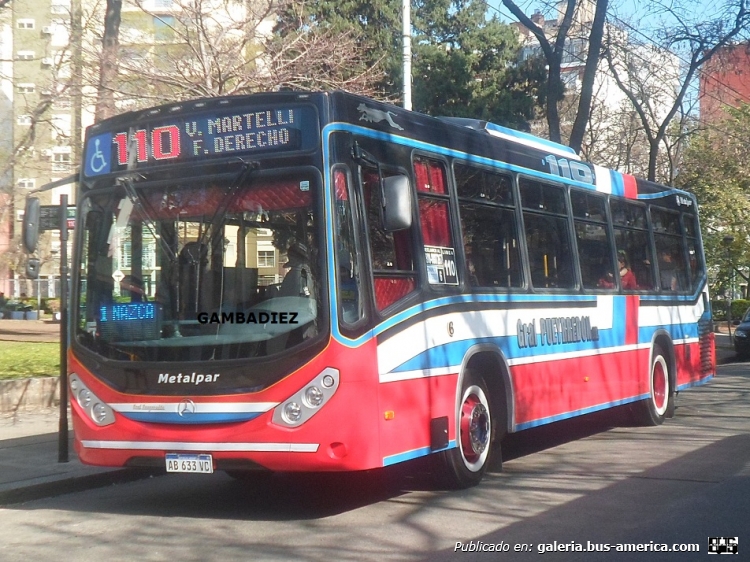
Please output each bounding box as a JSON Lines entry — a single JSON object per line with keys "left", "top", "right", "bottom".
{"left": 273, "top": 368, "right": 339, "bottom": 427}
{"left": 735, "top": 330, "right": 747, "bottom": 338}
{"left": 70, "top": 374, "right": 115, "bottom": 426}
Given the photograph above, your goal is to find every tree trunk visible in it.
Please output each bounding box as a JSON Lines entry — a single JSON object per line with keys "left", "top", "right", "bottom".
{"left": 95, "top": 0, "right": 122, "bottom": 122}
{"left": 569, "top": 0, "right": 608, "bottom": 153}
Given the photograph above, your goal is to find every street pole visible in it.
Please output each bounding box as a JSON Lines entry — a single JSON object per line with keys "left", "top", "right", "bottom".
{"left": 402, "top": 0, "right": 411, "bottom": 110}
{"left": 59, "top": 194, "right": 69, "bottom": 463}
{"left": 724, "top": 235, "right": 735, "bottom": 345}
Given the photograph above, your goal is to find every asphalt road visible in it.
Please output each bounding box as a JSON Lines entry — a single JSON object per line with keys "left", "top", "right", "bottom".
{"left": 0, "top": 362, "right": 747, "bottom": 562}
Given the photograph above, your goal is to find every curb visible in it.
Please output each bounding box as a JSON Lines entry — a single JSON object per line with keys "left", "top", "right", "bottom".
{"left": 0, "top": 377, "right": 59, "bottom": 414}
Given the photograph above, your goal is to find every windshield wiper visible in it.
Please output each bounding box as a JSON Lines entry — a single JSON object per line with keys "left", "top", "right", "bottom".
{"left": 195, "top": 159, "right": 260, "bottom": 253}
{"left": 118, "top": 176, "right": 178, "bottom": 264}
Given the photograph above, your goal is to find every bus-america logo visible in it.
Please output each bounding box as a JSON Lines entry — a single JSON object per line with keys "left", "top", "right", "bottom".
{"left": 517, "top": 316, "right": 599, "bottom": 349}
{"left": 158, "top": 372, "right": 220, "bottom": 385}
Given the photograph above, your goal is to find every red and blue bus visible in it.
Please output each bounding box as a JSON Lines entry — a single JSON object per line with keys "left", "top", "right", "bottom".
{"left": 69, "top": 91, "right": 714, "bottom": 487}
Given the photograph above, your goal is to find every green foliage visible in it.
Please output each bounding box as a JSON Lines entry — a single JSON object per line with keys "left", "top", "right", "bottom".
{"left": 0, "top": 342, "right": 60, "bottom": 380}
{"left": 411, "top": 0, "right": 545, "bottom": 127}
{"left": 675, "top": 104, "right": 750, "bottom": 292}
{"left": 274, "top": 0, "right": 402, "bottom": 96}
{"left": 711, "top": 299, "right": 750, "bottom": 322}
{"left": 275, "top": 0, "right": 546, "bottom": 127}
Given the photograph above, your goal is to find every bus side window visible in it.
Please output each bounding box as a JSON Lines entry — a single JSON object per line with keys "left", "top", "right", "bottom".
{"left": 414, "top": 157, "right": 455, "bottom": 286}
{"left": 684, "top": 213, "right": 704, "bottom": 291}
{"left": 571, "top": 190, "right": 615, "bottom": 291}
{"left": 519, "top": 178, "right": 575, "bottom": 290}
{"left": 333, "top": 168, "right": 365, "bottom": 325}
{"left": 652, "top": 207, "right": 687, "bottom": 292}
{"left": 612, "top": 201, "right": 654, "bottom": 290}
{"left": 362, "top": 170, "right": 417, "bottom": 311}
{"left": 454, "top": 164, "right": 521, "bottom": 288}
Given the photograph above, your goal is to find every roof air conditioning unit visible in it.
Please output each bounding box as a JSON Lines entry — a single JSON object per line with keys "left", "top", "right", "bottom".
{"left": 41, "top": 57, "right": 53, "bottom": 66}
{"left": 43, "top": 149, "right": 53, "bottom": 157}
{"left": 42, "top": 26, "right": 53, "bottom": 34}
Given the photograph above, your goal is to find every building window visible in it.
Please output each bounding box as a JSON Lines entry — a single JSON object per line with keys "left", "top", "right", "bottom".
{"left": 53, "top": 97, "right": 72, "bottom": 110}
{"left": 16, "top": 51, "right": 35, "bottom": 60}
{"left": 17, "top": 115, "right": 32, "bottom": 125}
{"left": 51, "top": 0, "right": 71, "bottom": 15}
{"left": 17, "top": 84, "right": 35, "bottom": 94}
{"left": 153, "top": 0, "right": 174, "bottom": 8}
{"left": 258, "top": 250, "right": 276, "bottom": 268}
{"left": 17, "top": 19, "right": 35, "bottom": 29}
{"left": 18, "top": 178, "right": 36, "bottom": 190}
{"left": 52, "top": 151, "right": 72, "bottom": 172}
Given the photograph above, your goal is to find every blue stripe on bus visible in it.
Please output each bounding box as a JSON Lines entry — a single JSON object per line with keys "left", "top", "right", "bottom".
{"left": 610, "top": 170, "right": 625, "bottom": 197}
{"left": 120, "top": 412, "right": 263, "bottom": 424}
{"left": 676, "top": 374, "right": 714, "bottom": 391}
{"left": 382, "top": 440, "right": 456, "bottom": 466}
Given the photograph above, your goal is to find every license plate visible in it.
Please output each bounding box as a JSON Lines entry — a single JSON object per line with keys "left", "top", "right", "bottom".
{"left": 165, "top": 453, "right": 214, "bottom": 474}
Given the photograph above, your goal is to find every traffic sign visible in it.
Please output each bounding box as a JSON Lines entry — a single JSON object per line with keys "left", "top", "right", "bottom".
{"left": 39, "top": 205, "right": 76, "bottom": 231}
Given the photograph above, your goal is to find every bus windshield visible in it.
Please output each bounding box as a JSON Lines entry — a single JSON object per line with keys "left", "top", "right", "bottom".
{"left": 75, "top": 170, "right": 324, "bottom": 362}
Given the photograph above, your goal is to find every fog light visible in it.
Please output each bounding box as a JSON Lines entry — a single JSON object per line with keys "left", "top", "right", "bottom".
{"left": 304, "top": 386, "right": 324, "bottom": 407}
{"left": 92, "top": 403, "right": 108, "bottom": 423}
{"left": 283, "top": 402, "right": 302, "bottom": 423}
{"left": 70, "top": 377, "right": 80, "bottom": 393}
{"left": 322, "top": 374, "right": 335, "bottom": 388}
{"left": 79, "top": 388, "right": 92, "bottom": 408}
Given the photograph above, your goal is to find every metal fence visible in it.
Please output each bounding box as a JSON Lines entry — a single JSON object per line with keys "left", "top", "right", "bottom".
{"left": 1, "top": 277, "right": 69, "bottom": 302}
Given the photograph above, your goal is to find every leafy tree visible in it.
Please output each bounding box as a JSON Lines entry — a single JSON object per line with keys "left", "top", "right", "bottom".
{"left": 604, "top": 0, "right": 750, "bottom": 181}
{"left": 276, "top": 0, "right": 545, "bottom": 128}
{"left": 274, "top": 0, "right": 402, "bottom": 98}
{"left": 675, "top": 104, "right": 750, "bottom": 294}
{"left": 501, "top": 0, "right": 609, "bottom": 148}
{"left": 411, "top": 0, "right": 546, "bottom": 128}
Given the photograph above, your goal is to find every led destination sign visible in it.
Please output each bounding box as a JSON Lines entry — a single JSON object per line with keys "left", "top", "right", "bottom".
{"left": 84, "top": 105, "right": 317, "bottom": 177}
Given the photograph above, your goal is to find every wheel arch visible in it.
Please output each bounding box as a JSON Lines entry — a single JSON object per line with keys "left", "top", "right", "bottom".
{"left": 650, "top": 329, "right": 676, "bottom": 394}
{"left": 456, "top": 344, "right": 514, "bottom": 439}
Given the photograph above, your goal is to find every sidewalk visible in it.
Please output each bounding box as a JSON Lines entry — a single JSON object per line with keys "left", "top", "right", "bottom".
{"left": 0, "top": 318, "right": 60, "bottom": 343}
{"left": 0, "top": 410, "right": 154, "bottom": 505}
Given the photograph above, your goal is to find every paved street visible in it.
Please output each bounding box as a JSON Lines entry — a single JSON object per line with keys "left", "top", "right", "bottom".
{"left": 0, "top": 356, "right": 747, "bottom": 562}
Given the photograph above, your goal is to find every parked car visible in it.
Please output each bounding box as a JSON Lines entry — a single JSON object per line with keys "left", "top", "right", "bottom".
{"left": 733, "top": 307, "right": 750, "bottom": 357}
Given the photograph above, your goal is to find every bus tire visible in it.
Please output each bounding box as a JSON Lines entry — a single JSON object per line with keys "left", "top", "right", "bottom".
{"left": 639, "top": 344, "right": 673, "bottom": 426}
{"left": 439, "top": 371, "right": 494, "bottom": 488}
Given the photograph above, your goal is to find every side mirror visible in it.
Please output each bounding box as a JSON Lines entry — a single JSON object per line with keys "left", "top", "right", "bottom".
{"left": 382, "top": 175, "right": 412, "bottom": 232}
{"left": 26, "top": 257, "right": 40, "bottom": 279}
{"left": 22, "top": 197, "right": 40, "bottom": 253}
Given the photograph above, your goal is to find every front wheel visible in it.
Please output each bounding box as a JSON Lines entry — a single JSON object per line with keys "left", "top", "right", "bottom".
{"left": 438, "top": 372, "right": 495, "bottom": 488}
{"left": 638, "top": 344, "right": 673, "bottom": 426}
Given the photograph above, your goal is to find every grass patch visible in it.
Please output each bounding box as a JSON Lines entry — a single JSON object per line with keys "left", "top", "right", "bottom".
{"left": 0, "top": 341, "right": 60, "bottom": 380}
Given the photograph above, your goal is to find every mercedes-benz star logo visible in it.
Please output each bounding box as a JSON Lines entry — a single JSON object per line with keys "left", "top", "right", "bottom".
{"left": 178, "top": 399, "right": 196, "bottom": 417}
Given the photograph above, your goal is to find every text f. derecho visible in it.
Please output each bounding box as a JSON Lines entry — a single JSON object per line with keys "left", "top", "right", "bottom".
{"left": 201, "top": 110, "right": 296, "bottom": 155}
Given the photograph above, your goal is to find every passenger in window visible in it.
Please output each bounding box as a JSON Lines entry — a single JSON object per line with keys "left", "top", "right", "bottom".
{"left": 618, "top": 252, "right": 638, "bottom": 290}
{"left": 280, "top": 241, "right": 313, "bottom": 298}
{"left": 599, "top": 252, "right": 637, "bottom": 290}
{"left": 658, "top": 250, "right": 679, "bottom": 291}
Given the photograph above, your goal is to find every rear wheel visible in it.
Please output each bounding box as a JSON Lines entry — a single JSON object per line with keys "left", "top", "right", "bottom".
{"left": 439, "top": 371, "right": 495, "bottom": 488}
{"left": 639, "top": 344, "right": 673, "bottom": 426}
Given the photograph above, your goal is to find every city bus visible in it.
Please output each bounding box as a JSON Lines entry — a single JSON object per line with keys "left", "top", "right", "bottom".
{"left": 67, "top": 90, "right": 714, "bottom": 488}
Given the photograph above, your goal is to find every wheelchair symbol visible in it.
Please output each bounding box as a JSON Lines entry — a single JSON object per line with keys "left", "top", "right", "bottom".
{"left": 89, "top": 138, "right": 108, "bottom": 173}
